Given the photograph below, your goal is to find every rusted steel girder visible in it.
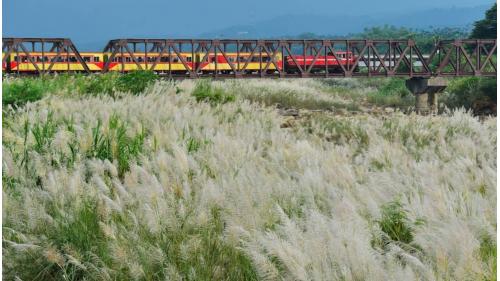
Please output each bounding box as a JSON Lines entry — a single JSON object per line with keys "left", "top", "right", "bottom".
{"left": 3, "top": 38, "right": 496, "bottom": 78}
{"left": 2, "top": 38, "right": 90, "bottom": 74}
{"left": 427, "top": 39, "right": 497, "bottom": 77}
{"left": 100, "top": 39, "right": 496, "bottom": 78}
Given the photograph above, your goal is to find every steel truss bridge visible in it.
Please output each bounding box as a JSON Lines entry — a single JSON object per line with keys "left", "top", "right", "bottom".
{"left": 2, "top": 38, "right": 497, "bottom": 78}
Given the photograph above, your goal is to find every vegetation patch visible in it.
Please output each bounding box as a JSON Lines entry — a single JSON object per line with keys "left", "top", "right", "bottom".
{"left": 375, "top": 201, "right": 421, "bottom": 246}
{"left": 2, "top": 72, "right": 496, "bottom": 280}
{"left": 441, "top": 77, "right": 497, "bottom": 114}
{"left": 192, "top": 80, "right": 235, "bottom": 105}
{"left": 87, "top": 116, "right": 146, "bottom": 177}
{"left": 3, "top": 78, "right": 45, "bottom": 106}
{"left": 366, "top": 78, "right": 414, "bottom": 108}
{"left": 115, "top": 70, "right": 157, "bottom": 95}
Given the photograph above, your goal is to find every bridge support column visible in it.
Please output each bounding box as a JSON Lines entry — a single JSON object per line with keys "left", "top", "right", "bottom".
{"left": 405, "top": 77, "right": 447, "bottom": 114}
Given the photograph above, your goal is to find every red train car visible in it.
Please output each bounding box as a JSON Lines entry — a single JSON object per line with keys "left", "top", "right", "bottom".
{"left": 285, "top": 51, "right": 356, "bottom": 73}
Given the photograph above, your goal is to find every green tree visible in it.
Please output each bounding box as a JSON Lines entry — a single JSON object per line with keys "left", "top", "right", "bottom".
{"left": 470, "top": 3, "right": 496, "bottom": 39}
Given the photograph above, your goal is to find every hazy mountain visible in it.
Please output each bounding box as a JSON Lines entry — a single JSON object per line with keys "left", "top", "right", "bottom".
{"left": 200, "top": 5, "right": 490, "bottom": 38}
{"left": 3, "top": 0, "right": 494, "bottom": 50}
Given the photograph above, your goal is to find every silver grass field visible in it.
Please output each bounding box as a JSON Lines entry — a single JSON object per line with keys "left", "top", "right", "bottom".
{"left": 2, "top": 78, "right": 497, "bottom": 280}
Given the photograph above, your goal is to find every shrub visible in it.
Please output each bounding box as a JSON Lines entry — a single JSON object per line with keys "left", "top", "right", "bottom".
{"left": 442, "top": 77, "right": 497, "bottom": 112}
{"left": 192, "top": 80, "right": 235, "bottom": 105}
{"left": 366, "top": 78, "right": 414, "bottom": 108}
{"left": 159, "top": 207, "right": 259, "bottom": 280}
{"left": 377, "top": 201, "right": 415, "bottom": 245}
{"left": 3, "top": 78, "right": 45, "bottom": 106}
{"left": 186, "top": 137, "right": 202, "bottom": 153}
{"left": 80, "top": 73, "right": 119, "bottom": 96}
{"left": 480, "top": 233, "right": 497, "bottom": 260}
{"left": 373, "top": 200, "right": 425, "bottom": 256}
{"left": 31, "top": 111, "right": 57, "bottom": 154}
{"left": 116, "top": 70, "right": 157, "bottom": 94}
{"left": 87, "top": 116, "right": 146, "bottom": 177}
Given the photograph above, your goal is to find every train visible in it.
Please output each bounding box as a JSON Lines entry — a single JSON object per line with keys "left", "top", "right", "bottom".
{"left": 2, "top": 51, "right": 357, "bottom": 74}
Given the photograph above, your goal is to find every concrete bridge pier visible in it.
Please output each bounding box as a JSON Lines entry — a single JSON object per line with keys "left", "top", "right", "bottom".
{"left": 405, "top": 77, "right": 447, "bottom": 114}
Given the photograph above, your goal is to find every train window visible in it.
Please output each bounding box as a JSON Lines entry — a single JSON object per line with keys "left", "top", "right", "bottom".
{"left": 228, "top": 57, "right": 236, "bottom": 62}
{"left": 94, "top": 57, "right": 100, "bottom": 62}
{"left": 186, "top": 57, "right": 192, "bottom": 62}
{"left": 125, "top": 57, "right": 132, "bottom": 63}
{"left": 83, "top": 56, "right": 91, "bottom": 62}
{"left": 262, "top": 57, "right": 270, "bottom": 62}
{"left": 160, "top": 56, "right": 169, "bottom": 62}
{"left": 173, "top": 57, "right": 179, "bottom": 63}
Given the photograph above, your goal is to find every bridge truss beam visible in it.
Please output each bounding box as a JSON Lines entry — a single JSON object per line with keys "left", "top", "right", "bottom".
{"left": 2, "top": 38, "right": 90, "bottom": 74}
{"left": 3, "top": 38, "right": 496, "bottom": 78}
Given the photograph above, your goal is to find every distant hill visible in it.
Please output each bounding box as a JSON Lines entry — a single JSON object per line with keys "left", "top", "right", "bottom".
{"left": 199, "top": 5, "right": 490, "bottom": 38}
{"left": 20, "top": 4, "right": 490, "bottom": 51}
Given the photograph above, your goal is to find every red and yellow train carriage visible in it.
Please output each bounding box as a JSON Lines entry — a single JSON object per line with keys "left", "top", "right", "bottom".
{"left": 196, "top": 52, "right": 284, "bottom": 73}
{"left": 104, "top": 52, "right": 195, "bottom": 73}
{"left": 7, "top": 52, "right": 104, "bottom": 72}
{"left": 3, "top": 50, "right": 357, "bottom": 74}
{"left": 2, "top": 52, "right": 6, "bottom": 72}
